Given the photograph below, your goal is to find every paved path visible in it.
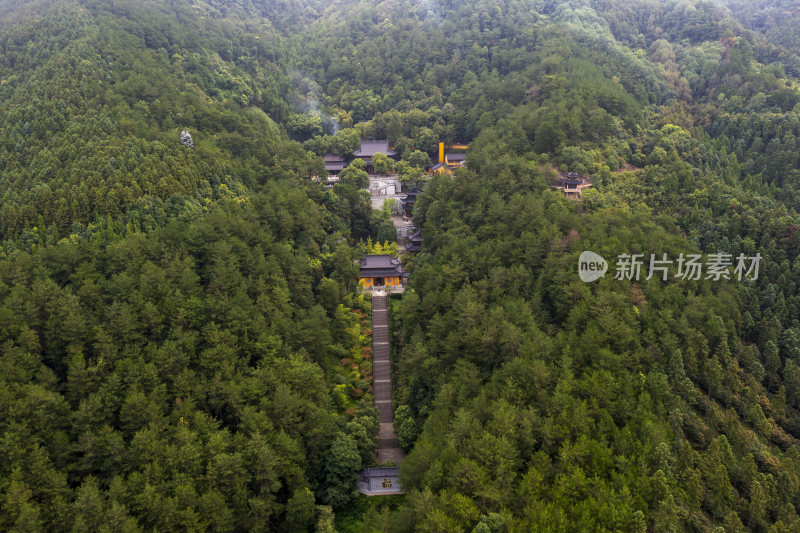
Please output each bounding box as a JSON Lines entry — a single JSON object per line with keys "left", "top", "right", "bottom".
{"left": 393, "top": 215, "right": 414, "bottom": 258}
{"left": 371, "top": 293, "right": 405, "bottom": 464}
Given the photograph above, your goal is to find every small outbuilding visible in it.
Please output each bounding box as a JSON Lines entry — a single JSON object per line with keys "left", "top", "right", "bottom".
{"left": 428, "top": 142, "right": 467, "bottom": 174}
{"left": 558, "top": 172, "right": 592, "bottom": 199}
{"left": 357, "top": 467, "right": 403, "bottom": 496}
{"left": 401, "top": 187, "right": 421, "bottom": 218}
{"left": 323, "top": 154, "right": 346, "bottom": 175}
{"left": 405, "top": 230, "right": 423, "bottom": 253}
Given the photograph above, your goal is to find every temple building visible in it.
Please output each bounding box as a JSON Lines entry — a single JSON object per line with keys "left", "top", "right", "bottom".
{"left": 323, "top": 154, "right": 346, "bottom": 176}
{"left": 443, "top": 151, "right": 466, "bottom": 170}
{"left": 359, "top": 255, "right": 405, "bottom": 290}
{"left": 429, "top": 162, "right": 448, "bottom": 174}
{"left": 558, "top": 171, "right": 592, "bottom": 199}
{"left": 353, "top": 140, "right": 398, "bottom": 173}
{"left": 429, "top": 142, "right": 467, "bottom": 174}
{"left": 401, "top": 187, "right": 421, "bottom": 218}
{"left": 405, "top": 230, "right": 423, "bottom": 253}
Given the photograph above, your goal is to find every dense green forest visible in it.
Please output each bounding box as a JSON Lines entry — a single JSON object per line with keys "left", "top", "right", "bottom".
{"left": 4, "top": 0, "right": 800, "bottom": 531}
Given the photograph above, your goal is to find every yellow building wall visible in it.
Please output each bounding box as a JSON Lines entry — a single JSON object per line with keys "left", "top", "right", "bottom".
{"left": 360, "top": 276, "right": 400, "bottom": 286}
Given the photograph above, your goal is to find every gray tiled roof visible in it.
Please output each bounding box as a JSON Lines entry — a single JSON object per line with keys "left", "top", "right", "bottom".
{"left": 359, "top": 254, "right": 404, "bottom": 277}
{"left": 353, "top": 140, "right": 398, "bottom": 158}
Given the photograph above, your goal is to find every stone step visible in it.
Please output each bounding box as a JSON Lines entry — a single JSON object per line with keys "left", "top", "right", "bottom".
{"left": 371, "top": 289, "right": 403, "bottom": 462}
{"left": 378, "top": 423, "right": 397, "bottom": 437}
{"left": 374, "top": 391, "right": 392, "bottom": 402}
{"left": 378, "top": 437, "right": 399, "bottom": 448}
{"left": 376, "top": 447, "right": 405, "bottom": 463}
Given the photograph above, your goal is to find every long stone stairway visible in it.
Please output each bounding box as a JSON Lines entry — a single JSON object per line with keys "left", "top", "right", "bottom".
{"left": 358, "top": 225, "right": 409, "bottom": 495}
{"left": 371, "top": 293, "right": 405, "bottom": 465}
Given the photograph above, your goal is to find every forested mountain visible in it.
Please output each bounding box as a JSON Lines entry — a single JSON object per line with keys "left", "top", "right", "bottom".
{"left": 0, "top": 0, "right": 319, "bottom": 244}
{"left": 3, "top": 0, "right": 800, "bottom": 531}
{"left": 722, "top": 0, "right": 800, "bottom": 56}
{"left": 0, "top": 1, "right": 383, "bottom": 531}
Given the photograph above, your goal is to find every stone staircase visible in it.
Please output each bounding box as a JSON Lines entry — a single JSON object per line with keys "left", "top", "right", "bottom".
{"left": 370, "top": 293, "right": 405, "bottom": 466}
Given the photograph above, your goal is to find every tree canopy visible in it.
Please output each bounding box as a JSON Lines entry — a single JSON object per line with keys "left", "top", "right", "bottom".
{"left": 3, "top": 0, "right": 800, "bottom": 531}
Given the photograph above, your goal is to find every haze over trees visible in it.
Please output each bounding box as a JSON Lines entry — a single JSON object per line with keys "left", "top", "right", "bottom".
{"left": 2, "top": 0, "right": 800, "bottom": 531}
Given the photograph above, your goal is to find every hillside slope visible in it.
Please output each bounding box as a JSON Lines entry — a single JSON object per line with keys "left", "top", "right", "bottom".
{"left": 0, "top": 0, "right": 320, "bottom": 245}
{"left": 292, "top": 0, "right": 800, "bottom": 531}
{"left": 0, "top": 1, "right": 383, "bottom": 531}
{"left": 3, "top": 0, "right": 800, "bottom": 532}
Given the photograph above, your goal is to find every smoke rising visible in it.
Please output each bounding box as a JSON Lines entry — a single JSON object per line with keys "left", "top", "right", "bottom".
{"left": 290, "top": 70, "right": 341, "bottom": 135}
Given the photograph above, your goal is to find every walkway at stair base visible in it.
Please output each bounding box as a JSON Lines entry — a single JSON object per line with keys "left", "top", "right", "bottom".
{"left": 357, "top": 467, "right": 403, "bottom": 496}
{"left": 358, "top": 292, "right": 405, "bottom": 495}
